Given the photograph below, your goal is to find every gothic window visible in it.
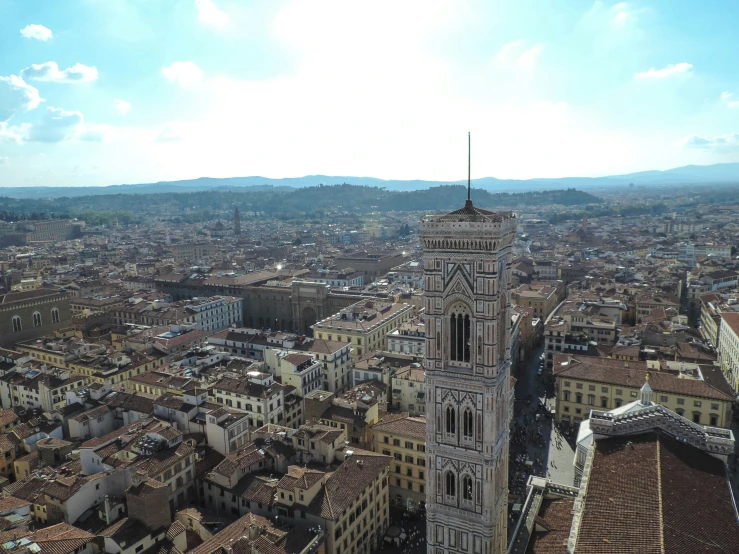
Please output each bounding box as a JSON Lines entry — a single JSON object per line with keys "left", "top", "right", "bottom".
{"left": 462, "top": 475, "right": 472, "bottom": 501}
{"left": 462, "top": 408, "right": 473, "bottom": 439}
{"left": 33, "top": 312, "right": 42, "bottom": 327}
{"left": 445, "top": 405, "right": 456, "bottom": 435}
{"left": 445, "top": 471, "right": 456, "bottom": 497}
{"left": 12, "top": 316, "right": 22, "bottom": 333}
{"left": 51, "top": 308, "right": 60, "bottom": 324}
{"left": 449, "top": 306, "right": 471, "bottom": 362}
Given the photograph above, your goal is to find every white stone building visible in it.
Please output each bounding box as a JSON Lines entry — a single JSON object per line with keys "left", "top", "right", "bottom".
{"left": 420, "top": 195, "right": 516, "bottom": 554}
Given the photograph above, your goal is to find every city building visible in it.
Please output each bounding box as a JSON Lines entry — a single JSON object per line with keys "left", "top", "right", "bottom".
{"left": 717, "top": 312, "right": 739, "bottom": 394}
{"left": 508, "top": 382, "right": 739, "bottom": 553}
{"left": 553, "top": 354, "right": 734, "bottom": 427}
{"left": 373, "top": 413, "right": 427, "bottom": 512}
{"left": 419, "top": 195, "right": 516, "bottom": 554}
{"left": 386, "top": 320, "right": 426, "bottom": 355}
{"left": 391, "top": 364, "right": 426, "bottom": 416}
{"left": 512, "top": 280, "right": 564, "bottom": 320}
{"left": 0, "top": 288, "right": 72, "bottom": 349}
{"left": 334, "top": 251, "right": 406, "bottom": 283}
{"left": 312, "top": 300, "right": 413, "bottom": 360}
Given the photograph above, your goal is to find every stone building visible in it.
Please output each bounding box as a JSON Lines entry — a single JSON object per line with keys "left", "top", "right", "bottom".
{"left": 0, "top": 288, "right": 72, "bottom": 349}
{"left": 419, "top": 195, "right": 516, "bottom": 554}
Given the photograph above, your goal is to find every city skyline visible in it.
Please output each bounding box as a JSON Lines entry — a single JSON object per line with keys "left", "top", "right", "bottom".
{"left": 2, "top": 0, "right": 739, "bottom": 187}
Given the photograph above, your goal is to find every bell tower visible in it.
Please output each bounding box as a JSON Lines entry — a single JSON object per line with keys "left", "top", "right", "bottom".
{"left": 419, "top": 140, "right": 516, "bottom": 554}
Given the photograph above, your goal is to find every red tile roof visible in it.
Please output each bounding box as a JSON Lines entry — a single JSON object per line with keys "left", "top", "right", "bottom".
{"left": 575, "top": 432, "right": 739, "bottom": 553}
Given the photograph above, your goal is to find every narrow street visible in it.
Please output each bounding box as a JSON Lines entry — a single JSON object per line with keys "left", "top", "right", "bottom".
{"left": 508, "top": 345, "right": 576, "bottom": 539}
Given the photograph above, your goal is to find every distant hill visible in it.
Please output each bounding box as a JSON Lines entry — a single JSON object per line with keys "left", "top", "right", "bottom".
{"left": 2, "top": 163, "right": 739, "bottom": 199}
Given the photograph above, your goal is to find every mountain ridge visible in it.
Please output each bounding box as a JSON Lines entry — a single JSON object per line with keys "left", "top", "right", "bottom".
{"left": 2, "top": 162, "right": 738, "bottom": 199}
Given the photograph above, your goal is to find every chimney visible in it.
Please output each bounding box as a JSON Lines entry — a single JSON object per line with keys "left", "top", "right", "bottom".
{"left": 104, "top": 495, "right": 112, "bottom": 524}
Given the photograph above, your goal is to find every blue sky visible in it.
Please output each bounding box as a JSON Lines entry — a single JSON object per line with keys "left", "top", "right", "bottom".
{"left": 1, "top": 0, "right": 738, "bottom": 187}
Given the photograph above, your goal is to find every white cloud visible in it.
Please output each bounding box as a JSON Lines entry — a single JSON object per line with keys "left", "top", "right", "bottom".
{"left": 113, "top": 99, "right": 132, "bottom": 115}
{"left": 162, "top": 61, "right": 203, "bottom": 87}
{"left": 196, "top": 0, "right": 229, "bottom": 28}
{"left": 0, "top": 75, "right": 43, "bottom": 122}
{"left": 684, "top": 133, "right": 739, "bottom": 150}
{"left": 721, "top": 91, "right": 732, "bottom": 99}
{"left": 0, "top": 122, "right": 28, "bottom": 143}
{"left": 496, "top": 40, "right": 543, "bottom": 70}
{"left": 20, "top": 24, "right": 53, "bottom": 41}
{"left": 79, "top": 124, "right": 115, "bottom": 142}
{"left": 26, "top": 107, "right": 84, "bottom": 143}
{"left": 613, "top": 10, "right": 629, "bottom": 24}
{"left": 612, "top": 2, "right": 630, "bottom": 24}
{"left": 155, "top": 121, "right": 187, "bottom": 142}
{"left": 21, "top": 62, "right": 98, "bottom": 83}
{"left": 634, "top": 62, "right": 693, "bottom": 79}
{"left": 729, "top": 101, "right": 739, "bottom": 109}
{"left": 0, "top": 156, "right": 8, "bottom": 166}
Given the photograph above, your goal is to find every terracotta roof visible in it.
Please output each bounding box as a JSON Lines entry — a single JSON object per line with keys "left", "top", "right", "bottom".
{"left": 166, "top": 520, "right": 186, "bottom": 541}
{"left": 304, "top": 339, "right": 349, "bottom": 354}
{"left": 100, "top": 517, "right": 155, "bottom": 544}
{"left": 720, "top": 312, "right": 739, "bottom": 336}
{"left": 553, "top": 355, "right": 733, "bottom": 402}
{"left": 13, "top": 523, "right": 95, "bottom": 554}
{"left": 276, "top": 466, "right": 325, "bottom": 492}
{"left": 575, "top": 432, "right": 739, "bottom": 553}
{"left": 306, "top": 452, "right": 390, "bottom": 520}
{"left": 188, "top": 513, "right": 279, "bottom": 554}
{"left": 372, "top": 413, "right": 426, "bottom": 441}
{"left": 0, "top": 409, "right": 19, "bottom": 428}
{"left": 0, "top": 496, "right": 31, "bottom": 513}
{"left": 526, "top": 498, "right": 574, "bottom": 554}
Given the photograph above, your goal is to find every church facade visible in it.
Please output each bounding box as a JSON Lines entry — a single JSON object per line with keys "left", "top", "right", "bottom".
{"left": 419, "top": 199, "right": 516, "bottom": 554}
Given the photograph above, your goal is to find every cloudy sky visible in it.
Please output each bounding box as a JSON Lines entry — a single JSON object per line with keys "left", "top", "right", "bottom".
{"left": 1, "top": 0, "right": 738, "bottom": 187}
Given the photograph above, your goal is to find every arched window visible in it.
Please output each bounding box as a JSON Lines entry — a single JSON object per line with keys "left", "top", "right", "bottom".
{"left": 33, "top": 312, "right": 42, "bottom": 327}
{"left": 462, "top": 475, "right": 473, "bottom": 501}
{"left": 449, "top": 308, "right": 471, "bottom": 362}
{"left": 12, "top": 316, "right": 22, "bottom": 333}
{"left": 445, "top": 471, "right": 456, "bottom": 497}
{"left": 51, "top": 308, "right": 60, "bottom": 324}
{"left": 445, "top": 406, "right": 456, "bottom": 435}
{"left": 575, "top": 393, "right": 583, "bottom": 404}
{"left": 463, "top": 408, "right": 473, "bottom": 439}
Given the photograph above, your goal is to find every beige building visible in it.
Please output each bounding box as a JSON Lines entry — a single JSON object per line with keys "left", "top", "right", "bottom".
{"left": 373, "top": 413, "right": 427, "bottom": 512}
{"left": 335, "top": 251, "right": 406, "bottom": 284}
{"left": 553, "top": 354, "right": 734, "bottom": 427}
{"left": 718, "top": 312, "right": 739, "bottom": 394}
{"left": 302, "top": 339, "right": 352, "bottom": 394}
{"left": 312, "top": 300, "right": 413, "bottom": 360}
{"left": 391, "top": 365, "right": 426, "bottom": 416}
{"left": 168, "top": 243, "right": 220, "bottom": 263}
{"left": 512, "top": 281, "right": 564, "bottom": 320}
{"left": 699, "top": 292, "right": 723, "bottom": 347}
{"left": 305, "top": 388, "right": 380, "bottom": 449}
{"left": 635, "top": 294, "right": 680, "bottom": 323}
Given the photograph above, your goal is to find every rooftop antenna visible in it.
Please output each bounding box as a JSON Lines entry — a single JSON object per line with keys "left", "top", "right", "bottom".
{"left": 467, "top": 131, "right": 471, "bottom": 205}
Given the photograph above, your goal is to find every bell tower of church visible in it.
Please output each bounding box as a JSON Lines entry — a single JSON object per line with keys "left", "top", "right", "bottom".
{"left": 419, "top": 144, "right": 516, "bottom": 554}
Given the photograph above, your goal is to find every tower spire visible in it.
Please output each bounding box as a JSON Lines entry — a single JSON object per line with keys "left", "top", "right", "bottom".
{"left": 467, "top": 131, "right": 471, "bottom": 204}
